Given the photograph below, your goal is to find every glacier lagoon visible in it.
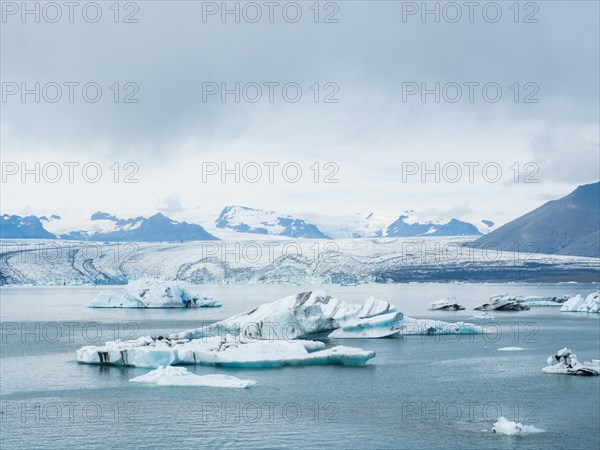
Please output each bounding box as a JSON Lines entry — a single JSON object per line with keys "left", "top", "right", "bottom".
{"left": 1, "top": 283, "right": 599, "bottom": 449}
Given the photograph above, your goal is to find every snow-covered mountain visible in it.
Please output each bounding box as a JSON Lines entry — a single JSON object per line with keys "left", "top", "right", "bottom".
{"left": 385, "top": 210, "right": 485, "bottom": 237}
{"left": 2, "top": 212, "right": 218, "bottom": 242}
{"left": 0, "top": 214, "right": 57, "bottom": 239}
{"left": 302, "top": 210, "right": 491, "bottom": 239}
{"left": 2, "top": 208, "right": 492, "bottom": 241}
{"left": 215, "top": 206, "right": 490, "bottom": 239}
{"left": 215, "top": 206, "right": 331, "bottom": 239}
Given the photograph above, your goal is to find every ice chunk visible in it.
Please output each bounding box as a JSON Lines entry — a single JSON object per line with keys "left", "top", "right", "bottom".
{"left": 542, "top": 348, "right": 600, "bottom": 376}
{"left": 498, "top": 347, "right": 524, "bottom": 351}
{"left": 491, "top": 417, "right": 545, "bottom": 435}
{"left": 77, "top": 335, "right": 375, "bottom": 368}
{"left": 397, "top": 317, "right": 484, "bottom": 335}
{"left": 428, "top": 297, "right": 465, "bottom": 311}
{"left": 472, "top": 312, "right": 495, "bottom": 319}
{"left": 88, "top": 279, "right": 221, "bottom": 308}
{"left": 516, "top": 295, "right": 571, "bottom": 307}
{"left": 560, "top": 291, "right": 599, "bottom": 313}
{"left": 173, "top": 291, "right": 404, "bottom": 341}
{"left": 475, "top": 294, "right": 529, "bottom": 311}
{"left": 129, "top": 366, "right": 256, "bottom": 388}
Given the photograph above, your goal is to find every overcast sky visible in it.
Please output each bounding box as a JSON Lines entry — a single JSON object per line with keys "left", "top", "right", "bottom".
{"left": 2, "top": 1, "right": 599, "bottom": 226}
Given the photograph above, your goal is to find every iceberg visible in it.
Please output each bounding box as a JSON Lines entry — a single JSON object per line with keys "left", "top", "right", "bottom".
{"left": 397, "top": 317, "right": 483, "bottom": 335}
{"left": 76, "top": 290, "right": 484, "bottom": 369}
{"left": 129, "top": 366, "right": 256, "bottom": 388}
{"left": 559, "top": 291, "right": 599, "bottom": 313}
{"left": 76, "top": 335, "right": 375, "bottom": 368}
{"left": 428, "top": 297, "right": 465, "bottom": 311}
{"left": 174, "top": 291, "right": 404, "bottom": 341}
{"left": 542, "top": 348, "right": 600, "bottom": 376}
{"left": 474, "top": 294, "right": 530, "bottom": 311}
{"left": 516, "top": 295, "right": 571, "bottom": 307}
{"left": 491, "top": 417, "right": 545, "bottom": 435}
{"left": 88, "top": 279, "right": 221, "bottom": 308}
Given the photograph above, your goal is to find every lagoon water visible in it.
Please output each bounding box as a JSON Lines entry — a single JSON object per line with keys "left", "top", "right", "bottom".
{"left": 1, "top": 283, "right": 599, "bottom": 449}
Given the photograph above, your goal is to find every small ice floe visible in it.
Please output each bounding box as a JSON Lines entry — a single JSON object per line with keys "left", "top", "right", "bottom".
{"left": 129, "top": 366, "right": 256, "bottom": 388}
{"left": 560, "top": 291, "right": 599, "bottom": 313}
{"left": 542, "top": 348, "right": 600, "bottom": 376}
{"left": 474, "top": 294, "right": 530, "bottom": 311}
{"left": 88, "top": 279, "right": 221, "bottom": 308}
{"left": 472, "top": 312, "right": 495, "bottom": 319}
{"left": 516, "top": 295, "right": 571, "bottom": 307}
{"left": 428, "top": 297, "right": 465, "bottom": 311}
{"left": 498, "top": 347, "right": 524, "bottom": 351}
{"left": 490, "top": 417, "right": 545, "bottom": 435}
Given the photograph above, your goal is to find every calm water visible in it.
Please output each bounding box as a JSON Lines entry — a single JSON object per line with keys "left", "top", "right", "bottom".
{"left": 1, "top": 283, "right": 599, "bottom": 449}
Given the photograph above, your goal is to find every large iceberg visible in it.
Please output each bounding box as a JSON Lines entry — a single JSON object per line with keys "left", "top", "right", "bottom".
{"left": 542, "top": 348, "right": 600, "bottom": 376}
{"left": 173, "top": 291, "right": 404, "bottom": 341}
{"left": 76, "top": 290, "right": 485, "bottom": 368}
{"left": 129, "top": 366, "right": 256, "bottom": 388}
{"left": 77, "top": 335, "right": 375, "bottom": 368}
{"left": 172, "top": 291, "right": 484, "bottom": 341}
{"left": 88, "top": 279, "right": 221, "bottom": 308}
{"left": 559, "top": 291, "right": 599, "bottom": 313}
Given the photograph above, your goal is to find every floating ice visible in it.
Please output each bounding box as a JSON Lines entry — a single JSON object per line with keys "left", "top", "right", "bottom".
{"left": 516, "top": 295, "right": 570, "bottom": 307}
{"left": 542, "top": 347, "right": 600, "bottom": 376}
{"left": 76, "top": 290, "right": 485, "bottom": 368}
{"left": 472, "top": 312, "right": 495, "bottom": 319}
{"left": 498, "top": 347, "right": 524, "bottom": 351}
{"left": 491, "top": 417, "right": 545, "bottom": 435}
{"left": 77, "top": 335, "right": 375, "bottom": 369}
{"left": 428, "top": 297, "right": 465, "bottom": 311}
{"left": 88, "top": 279, "right": 221, "bottom": 308}
{"left": 174, "top": 291, "right": 404, "bottom": 341}
{"left": 560, "top": 291, "right": 599, "bottom": 313}
{"left": 129, "top": 366, "right": 256, "bottom": 388}
{"left": 475, "top": 294, "right": 530, "bottom": 311}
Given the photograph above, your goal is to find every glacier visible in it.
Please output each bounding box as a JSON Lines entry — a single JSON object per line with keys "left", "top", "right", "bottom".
{"left": 2, "top": 237, "right": 598, "bottom": 286}
{"left": 560, "top": 291, "right": 599, "bottom": 313}
{"left": 129, "top": 366, "right": 257, "bottom": 388}
{"left": 542, "top": 347, "right": 600, "bottom": 376}
{"left": 88, "top": 279, "right": 221, "bottom": 308}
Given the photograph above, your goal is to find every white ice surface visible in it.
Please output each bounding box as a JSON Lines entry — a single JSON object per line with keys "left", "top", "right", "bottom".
{"left": 129, "top": 366, "right": 256, "bottom": 388}
{"left": 77, "top": 335, "right": 375, "bottom": 368}
{"left": 88, "top": 279, "right": 221, "bottom": 308}
{"left": 542, "top": 347, "right": 600, "bottom": 375}
{"left": 491, "top": 417, "right": 545, "bottom": 435}
{"left": 560, "top": 291, "right": 599, "bottom": 313}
